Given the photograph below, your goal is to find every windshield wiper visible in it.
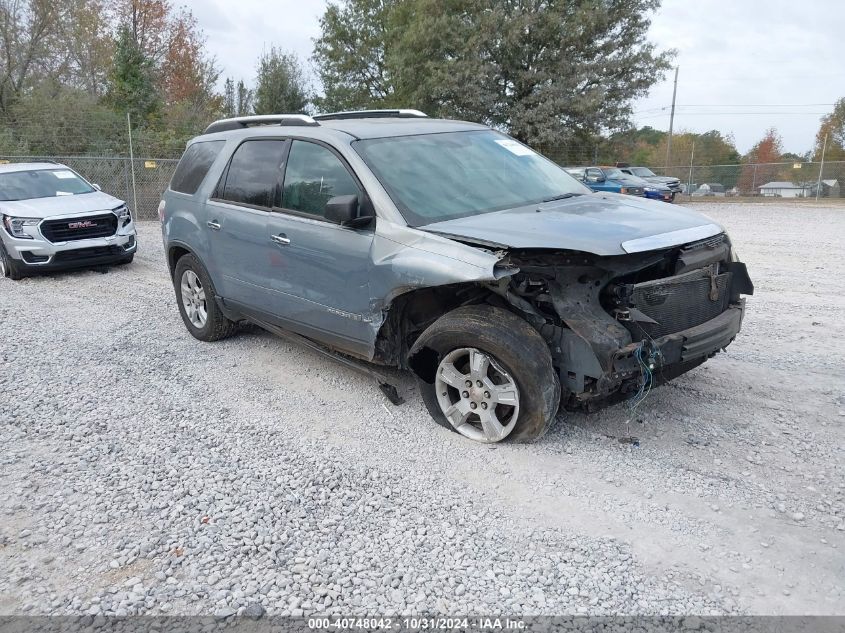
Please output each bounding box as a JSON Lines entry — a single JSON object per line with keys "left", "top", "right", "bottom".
{"left": 541, "top": 192, "right": 582, "bottom": 203}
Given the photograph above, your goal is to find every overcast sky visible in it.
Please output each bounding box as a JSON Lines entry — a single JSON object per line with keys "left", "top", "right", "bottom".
{"left": 193, "top": 0, "right": 843, "bottom": 155}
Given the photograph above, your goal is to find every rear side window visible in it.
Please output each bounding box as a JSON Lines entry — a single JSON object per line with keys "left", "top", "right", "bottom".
{"left": 281, "top": 140, "right": 359, "bottom": 218}
{"left": 220, "top": 140, "right": 287, "bottom": 208}
{"left": 170, "top": 141, "right": 225, "bottom": 194}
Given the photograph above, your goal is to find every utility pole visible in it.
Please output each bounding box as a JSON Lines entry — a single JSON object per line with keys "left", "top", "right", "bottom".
{"left": 687, "top": 140, "right": 695, "bottom": 197}
{"left": 815, "top": 133, "right": 828, "bottom": 201}
{"left": 665, "top": 66, "right": 679, "bottom": 169}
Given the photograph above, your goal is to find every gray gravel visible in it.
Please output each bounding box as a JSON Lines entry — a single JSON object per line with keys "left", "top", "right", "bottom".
{"left": 1, "top": 201, "right": 843, "bottom": 616}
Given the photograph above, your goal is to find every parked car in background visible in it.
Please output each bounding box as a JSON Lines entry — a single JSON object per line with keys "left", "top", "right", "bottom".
{"left": 691, "top": 183, "right": 726, "bottom": 197}
{"left": 0, "top": 162, "right": 136, "bottom": 280}
{"left": 564, "top": 166, "right": 645, "bottom": 197}
{"left": 160, "top": 110, "right": 753, "bottom": 445}
{"left": 617, "top": 165, "right": 683, "bottom": 195}
{"left": 601, "top": 167, "right": 674, "bottom": 202}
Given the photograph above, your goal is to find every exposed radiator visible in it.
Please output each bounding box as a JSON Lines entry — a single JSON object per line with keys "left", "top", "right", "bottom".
{"left": 622, "top": 266, "right": 732, "bottom": 339}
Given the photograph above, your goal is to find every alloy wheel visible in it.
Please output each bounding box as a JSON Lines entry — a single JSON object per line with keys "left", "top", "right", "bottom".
{"left": 180, "top": 269, "right": 208, "bottom": 328}
{"left": 433, "top": 347, "right": 520, "bottom": 443}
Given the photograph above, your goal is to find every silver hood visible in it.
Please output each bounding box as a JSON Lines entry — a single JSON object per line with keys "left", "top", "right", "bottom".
{"left": 0, "top": 191, "right": 125, "bottom": 220}
{"left": 421, "top": 192, "right": 722, "bottom": 256}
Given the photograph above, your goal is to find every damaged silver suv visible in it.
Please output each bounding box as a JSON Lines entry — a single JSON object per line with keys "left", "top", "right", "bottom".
{"left": 160, "top": 110, "right": 753, "bottom": 443}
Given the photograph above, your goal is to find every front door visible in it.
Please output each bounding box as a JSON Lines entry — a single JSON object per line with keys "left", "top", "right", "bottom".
{"left": 262, "top": 139, "right": 375, "bottom": 357}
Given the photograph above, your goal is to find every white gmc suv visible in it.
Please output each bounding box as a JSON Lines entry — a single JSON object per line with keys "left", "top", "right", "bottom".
{"left": 0, "top": 162, "right": 137, "bottom": 280}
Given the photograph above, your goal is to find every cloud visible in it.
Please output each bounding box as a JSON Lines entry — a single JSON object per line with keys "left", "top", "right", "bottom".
{"left": 188, "top": 0, "right": 841, "bottom": 153}
{"left": 635, "top": 0, "right": 842, "bottom": 153}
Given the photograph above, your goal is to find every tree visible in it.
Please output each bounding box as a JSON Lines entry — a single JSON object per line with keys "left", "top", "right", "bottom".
{"left": 56, "top": 0, "right": 114, "bottom": 97}
{"left": 312, "top": 0, "right": 397, "bottom": 112}
{"left": 159, "top": 8, "right": 219, "bottom": 108}
{"left": 313, "top": 0, "right": 674, "bottom": 147}
{"left": 738, "top": 128, "right": 785, "bottom": 193}
{"left": 813, "top": 98, "right": 845, "bottom": 163}
{"left": 0, "top": 81, "right": 125, "bottom": 155}
{"left": 253, "top": 47, "right": 309, "bottom": 114}
{"left": 111, "top": 0, "right": 171, "bottom": 62}
{"left": 0, "top": 0, "right": 64, "bottom": 112}
{"left": 224, "top": 77, "right": 252, "bottom": 117}
{"left": 106, "top": 25, "right": 160, "bottom": 124}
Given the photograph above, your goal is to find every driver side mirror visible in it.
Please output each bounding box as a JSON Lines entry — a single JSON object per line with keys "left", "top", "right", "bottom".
{"left": 92, "top": 183, "right": 101, "bottom": 191}
{"left": 325, "top": 194, "right": 373, "bottom": 228}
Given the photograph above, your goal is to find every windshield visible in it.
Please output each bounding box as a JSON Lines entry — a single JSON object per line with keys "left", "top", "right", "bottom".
{"left": 631, "top": 167, "right": 656, "bottom": 178}
{"left": 603, "top": 168, "right": 625, "bottom": 179}
{"left": 353, "top": 130, "right": 590, "bottom": 226}
{"left": 0, "top": 168, "right": 95, "bottom": 201}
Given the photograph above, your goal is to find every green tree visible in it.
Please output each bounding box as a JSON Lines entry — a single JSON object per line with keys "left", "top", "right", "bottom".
{"left": 253, "top": 47, "right": 309, "bottom": 115}
{"left": 814, "top": 98, "right": 845, "bottom": 163}
{"left": 312, "top": 0, "right": 397, "bottom": 112}
{"left": 0, "top": 81, "right": 125, "bottom": 155}
{"left": 223, "top": 77, "right": 253, "bottom": 117}
{"left": 107, "top": 25, "right": 160, "bottom": 124}
{"left": 604, "top": 126, "right": 667, "bottom": 164}
{"left": 313, "top": 0, "right": 673, "bottom": 146}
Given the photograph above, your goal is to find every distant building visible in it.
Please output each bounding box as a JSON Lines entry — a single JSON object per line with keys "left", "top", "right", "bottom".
{"left": 757, "top": 181, "right": 817, "bottom": 198}
{"left": 821, "top": 179, "right": 840, "bottom": 198}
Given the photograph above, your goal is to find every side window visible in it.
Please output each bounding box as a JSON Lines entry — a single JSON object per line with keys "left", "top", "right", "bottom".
{"left": 220, "top": 140, "right": 287, "bottom": 208}
{"left": 586, "top": 168, "right": 602, "bottom": 179}
{"left": 170, "top": 140, "right": 225, "bottom": 194}
{"left": 281, "top": 140, "right": 360, "bottom": 218}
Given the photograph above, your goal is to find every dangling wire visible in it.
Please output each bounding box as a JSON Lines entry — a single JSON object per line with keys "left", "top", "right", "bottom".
{"left": 628, "top": 341, "right": 661, "bottom": 414}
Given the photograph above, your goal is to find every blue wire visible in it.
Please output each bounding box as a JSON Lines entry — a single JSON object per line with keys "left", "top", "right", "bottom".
{"left": 629, "top": 342, "right": 656, "bottom": 412}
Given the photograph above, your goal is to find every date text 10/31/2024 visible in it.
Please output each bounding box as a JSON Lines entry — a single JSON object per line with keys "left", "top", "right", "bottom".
{"left": 307, "top": 617, "right": 527, "bottom": 630}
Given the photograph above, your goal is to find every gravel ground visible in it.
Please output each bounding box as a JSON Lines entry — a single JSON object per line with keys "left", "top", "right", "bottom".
{"left": 1, "top": 202, "right": 843, "bottom": 617}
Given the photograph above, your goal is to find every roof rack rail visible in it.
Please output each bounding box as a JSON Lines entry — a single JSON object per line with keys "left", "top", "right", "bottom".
{"left": 204, "top": 114, "right": 318, "bottom": 134}
{"left": 313, "top": 109, "right": 428, "bottom": 121}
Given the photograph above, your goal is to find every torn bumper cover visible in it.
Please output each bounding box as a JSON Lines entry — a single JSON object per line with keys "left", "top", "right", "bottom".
{"left": 533, "top": 255, "right": 753, "bottom": 411}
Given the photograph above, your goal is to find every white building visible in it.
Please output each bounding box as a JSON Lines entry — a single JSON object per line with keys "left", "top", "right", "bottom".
{"left": 757, "top": 181, "right": 816, "bottom": 198}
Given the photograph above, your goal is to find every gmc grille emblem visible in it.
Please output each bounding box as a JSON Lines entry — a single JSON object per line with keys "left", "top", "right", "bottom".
{"left": 68, "top": 220, "right": 96, "bottom": 229}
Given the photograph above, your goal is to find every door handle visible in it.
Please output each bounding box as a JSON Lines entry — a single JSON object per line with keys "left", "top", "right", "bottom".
{"left": 270, "top": 234, "right": 291, "bottom": 246}
{"left": 207, "top": 220, "right": 221, "bottom": 230}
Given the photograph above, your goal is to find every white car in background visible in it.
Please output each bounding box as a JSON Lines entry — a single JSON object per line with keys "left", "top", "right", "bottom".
{"left": 0, "top": 162, "right": 136, "bottom": 279}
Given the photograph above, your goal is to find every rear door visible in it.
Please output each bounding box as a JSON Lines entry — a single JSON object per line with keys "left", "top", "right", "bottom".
{"left": 206, "top": 139, "right": 287, "bottom": 307}
{"left": 261, "top": 139, "right": 375, "bottom": 356}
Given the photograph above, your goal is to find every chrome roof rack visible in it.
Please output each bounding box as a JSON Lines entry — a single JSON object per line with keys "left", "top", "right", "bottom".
{"left": 313, "top": 109, "right": 428, "bottom": 121}
{"left": 204, "top": 114, "right": 318, "bottom": 134}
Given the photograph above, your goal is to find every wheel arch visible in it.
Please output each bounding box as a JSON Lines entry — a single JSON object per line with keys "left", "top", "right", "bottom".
{"left": 372, "top": 282, "right": 515, "bottom": 377}
{"left": 167, "top": 241, "right": 197, "bottom": 279}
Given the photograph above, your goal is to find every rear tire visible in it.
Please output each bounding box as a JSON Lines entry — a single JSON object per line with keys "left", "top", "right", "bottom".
{"left": 410, "top": 305, "right": 560, "bottom": 443}
{"left": 173, "top": 254, "right": 236, "bottom": 342}
{"left": 0, "top": 242, "right": 24, "bottom": 280}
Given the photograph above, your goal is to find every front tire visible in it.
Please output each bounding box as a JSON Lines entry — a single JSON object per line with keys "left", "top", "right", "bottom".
{"left": 411, "top": 305, "right": 560, "bottom": 443}
{"left": 0, "top": 242, "right": 24, "bottom": 280}
{"left": 173, "top": 254, "right": 236, "bottom": 342}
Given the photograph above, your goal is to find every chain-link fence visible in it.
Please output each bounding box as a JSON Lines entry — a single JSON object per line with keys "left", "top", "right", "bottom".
{"left": 0, "top": 155, "right": 178, "bottom": 220}
{"left": 1, "top": 153, "right": 841, "bottom": 222}
{"left": 649, "top": 161, "right": 844, "bottom": 197}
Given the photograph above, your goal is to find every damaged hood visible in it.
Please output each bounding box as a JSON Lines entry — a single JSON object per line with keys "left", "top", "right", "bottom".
{"left": 420, "top": 192, "right": 722, "bottom": 256}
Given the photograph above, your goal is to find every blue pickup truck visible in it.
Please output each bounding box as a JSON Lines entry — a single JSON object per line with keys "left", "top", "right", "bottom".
{"left": 565, "top": 166, "right": 643, "bottom": 197}
{"left": 566, "top": 166, "right": 674, "bottom": 202}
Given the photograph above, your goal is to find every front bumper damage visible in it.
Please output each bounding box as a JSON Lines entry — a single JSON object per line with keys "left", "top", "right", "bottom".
{"left": 493, "top": 234, "right": 753, "bottom": 411}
